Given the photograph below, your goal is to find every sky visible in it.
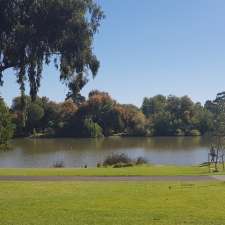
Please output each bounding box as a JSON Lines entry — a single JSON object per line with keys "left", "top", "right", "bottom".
{"left": 1, "top": 0, "right": 225, "bottom": 107}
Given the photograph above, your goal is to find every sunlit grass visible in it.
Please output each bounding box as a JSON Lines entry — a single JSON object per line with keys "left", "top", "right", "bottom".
{"left": 0, "top": 181, "right": 225, "bottom": 225}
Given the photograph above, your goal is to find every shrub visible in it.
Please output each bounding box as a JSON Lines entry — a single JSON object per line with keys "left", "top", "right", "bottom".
{"left": 136, "top": 156, "right": 148, "bottom": 165}
{"left": 103, "top": 153, "right": 132, "bottom": 166}
{"left": 113, "top": 163, "right": 133, "bottom": 168}
{"left": 52, "top": 160, "right": 65, "bottom": 168}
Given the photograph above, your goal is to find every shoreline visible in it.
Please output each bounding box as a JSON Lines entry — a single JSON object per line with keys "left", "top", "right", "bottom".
{"left": 0, "top": 165, "right": 223, "bottom": 177}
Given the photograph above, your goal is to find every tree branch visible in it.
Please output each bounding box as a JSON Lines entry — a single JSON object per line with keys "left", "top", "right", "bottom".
{"left": 0, "top": 63, "right": 14, "bottom": 72}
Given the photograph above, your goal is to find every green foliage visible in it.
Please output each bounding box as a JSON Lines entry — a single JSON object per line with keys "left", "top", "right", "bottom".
{"left": 153, "top": 111, "right": 173, "bottom": 136}
{"left": 120, "top": 104, "right": 147, "bottom": 136}
{"left": 66, "top": 91, "right": 125, "bottom": 137}
{"left": 213, "top": 92, "right": 225, "bottom": 135}
{"left": 66, "top": 74, "right": 87, "bottom": 105}
{"left": 10, "top": 91, "right": 225, "bottom": 138}
{"left": 0, "top": 0, "right": 104, "bottom": 100}
{"left": 82, "top": 118, "right": 103, "bottom": 138}
{"left": 191, "top": 107, "right": 214, "bottom": 134}
{"left": 141, "top": 95, "right": 214, "bottom": 136}
{"left": 41, "top": 100, "right": 61, "bottom": 131}
{"left": 27, "top": 103, "right": 44, "bottom": 127}
{"left": 141, "top": 95, "right": 166, "bottom": 116}
{"left": 85, "top": 91, "right": 116, "bottom": 136}
{"left": 0, "top": 98, "right": 14, "bottom": 148}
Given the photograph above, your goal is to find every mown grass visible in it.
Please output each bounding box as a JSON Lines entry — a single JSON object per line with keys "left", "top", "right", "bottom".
{"left": 0, "top": 181, "right": 225, "bottom": 225}
{"left": 0, "top": 165, "right": 216, "bottom": 176}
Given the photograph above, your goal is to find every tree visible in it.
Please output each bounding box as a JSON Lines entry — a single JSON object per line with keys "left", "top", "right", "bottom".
{"left": 153, "top": 111, "right": 173, "bottom": 136}
{"left": 120, "top": 104, "right": 147, "bottom": 136}
{"left": 206, "top": 92, "right": 225, "bottom": 171}
{"left": 212, "top": 92, "right": 225, "bottom": 136}
{"left": 60, "top": 100, "right": 78, "bottom": 119}
{"left": 0, "top": 0, "right": 104, "bottom": 101}
{"left": 11, "top": 95, "right": 45, "bottom": 134}
{"left": 66, "top": 74, "right": 87, "bottom": 105}
{"left": 192, "top": 104, "right": 213, "bottom": 135}
{"left": 61, "top": 91, "right": 128, "bottom": 137}
{"left": 41, "top": 99, "right": 61, "bottom": 131}
{"left": 82, "top": 118, "right": 103, "bottom": 138}
{"left": 141, "top": 95, "right": 208, "bottom": 136}
{"left": 11, "top": 95, "right": 32, "bottom": 128}
{"left": 203, "top": 92, "right": 225, "bottom": 136}
{"left": 141, "top": 95, "right": 166, "bottom": 117}
{"left": 0, "top": 97, "right": 14, "bottom": 148}
{"left": 79, "top": 91, "right": 116, "bottom": 136}
{"left": 11, "top": 95, "right": 79, "bottom": 136}
{"left": 26, "top": 103, "right": 44, "bottom": 133}
{"left": 205, "top": 100, "right": 217, "bottom": 114}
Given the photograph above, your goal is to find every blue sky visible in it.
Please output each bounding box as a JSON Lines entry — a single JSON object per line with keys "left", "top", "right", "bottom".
{"left": 1, "top": 0, "right": 225, "bottom": 106}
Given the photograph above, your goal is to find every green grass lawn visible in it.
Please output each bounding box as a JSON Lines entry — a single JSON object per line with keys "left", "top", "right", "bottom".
{"left": 0, "top": 164, "right": 223, "bottom": 176}
{"left": 0, "top": 181, "right": 225, "bottom": 225}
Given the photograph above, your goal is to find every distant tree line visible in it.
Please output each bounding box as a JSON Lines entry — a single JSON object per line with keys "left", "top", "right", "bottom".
{"left": 9, "top": 90, "right": 147, "bottom": 138}
{"left": 1, "top": 91, "right": 225, "bottom": 146}
{"left": 141, "top": 95, "right": 214, "bottom": 136}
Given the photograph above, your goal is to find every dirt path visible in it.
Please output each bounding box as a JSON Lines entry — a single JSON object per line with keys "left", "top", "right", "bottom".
{"left": 0, "top": 175, "right": 224, "bottom": 182}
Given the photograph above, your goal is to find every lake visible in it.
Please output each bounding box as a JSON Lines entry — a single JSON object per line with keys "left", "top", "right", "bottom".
{"left": 0, "top": 137, "right": 214, "bottom": 168}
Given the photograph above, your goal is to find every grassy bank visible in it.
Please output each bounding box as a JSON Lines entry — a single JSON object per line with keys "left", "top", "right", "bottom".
{"left": 0, "top": 181, "right": 225, "bottom": 225}
{"left": 0, "top": 164, "right": 222, "bottom": 176}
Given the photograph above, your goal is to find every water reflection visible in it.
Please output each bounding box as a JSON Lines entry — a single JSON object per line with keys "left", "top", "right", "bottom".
{"left": 0, "top": 137, "right": 213, "bottom": 167}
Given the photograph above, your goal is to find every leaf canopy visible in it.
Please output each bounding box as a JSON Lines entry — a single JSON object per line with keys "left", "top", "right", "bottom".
{"left": 0, "top": 0, "right": 104, "bottom": 100}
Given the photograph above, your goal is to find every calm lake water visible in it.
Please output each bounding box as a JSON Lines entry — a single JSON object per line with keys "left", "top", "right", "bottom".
{"left": 0, "top": 137, "right": 214, "bottom": 168}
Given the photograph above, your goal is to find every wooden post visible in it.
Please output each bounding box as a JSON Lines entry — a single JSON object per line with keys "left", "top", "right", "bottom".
{"left": 208, "top": 153, "right": 211, "bottom": 173}
{"left": 222, "top": 155, "right": 225, "bottom": 171}
{"left": 215, "top": 147, "right": 219, "bottom": 172}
